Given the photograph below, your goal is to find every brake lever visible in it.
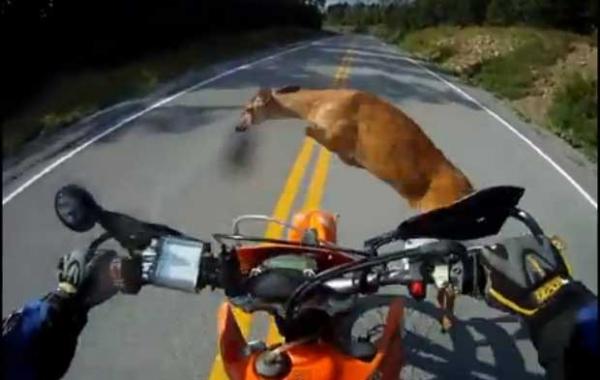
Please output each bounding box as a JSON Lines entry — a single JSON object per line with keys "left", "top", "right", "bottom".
{"left": 437, "top": 285, "right": 456, "bottom": 333}
{"left": 363, "top": 228, "right": 399, "bottom": 251}
{"left": 86, "top": 232, "right": 112, "bottom": 261}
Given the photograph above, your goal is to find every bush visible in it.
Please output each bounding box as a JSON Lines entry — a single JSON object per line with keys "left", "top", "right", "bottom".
{"left": 433, "top": 44, "right": 456, "bottom": 63}
{"left": 548, "top": 73, "right": 597, "bottom": 158}
{"left": 472, "top": 33, "right": 570, "bottom": 99}
{"left": 353, "top": 24, "right": 368, "bottom": 34}
{"left": 325, "top": 0, "right": 596, "bottom": 36}
{"left": 402, "top": 26, "right": 459, "bottom": 61}
{"left": 370, "top": 24, "right": 392, "bottom": 39}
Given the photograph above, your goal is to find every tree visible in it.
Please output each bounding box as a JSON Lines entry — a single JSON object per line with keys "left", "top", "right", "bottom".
{"left": 451, "top": 0, "right": 491, "bottom": 26}
{"left": 486, "top": 0, "right": 516, "bottom": 26}
{"left": 590, "top": 0, "right": 598, "bottom": 30}
{"left": 326, "top": 3, "right": 349, "bottom": 24}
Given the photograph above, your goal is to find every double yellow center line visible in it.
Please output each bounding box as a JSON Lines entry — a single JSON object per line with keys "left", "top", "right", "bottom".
{"left": 208, "top": 50, "right": 353, "bottom": 380}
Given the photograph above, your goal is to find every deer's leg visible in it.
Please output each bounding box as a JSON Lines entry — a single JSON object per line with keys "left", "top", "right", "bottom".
{"left": 306, "top": 122, "right": 363, "bottom": 168}
{"left": 305, "top": 125, "right": 329, "bottom": 147}
{"left": 306, "top": 121, "right": 357, "bottom": 152}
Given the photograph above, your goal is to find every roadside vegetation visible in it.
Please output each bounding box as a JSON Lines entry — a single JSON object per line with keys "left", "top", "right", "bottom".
{"left": 326, "top": 0, "right": 598, "bottom": 161}
{"left": 2, "top": 0, "right": 324, "bottom": 158}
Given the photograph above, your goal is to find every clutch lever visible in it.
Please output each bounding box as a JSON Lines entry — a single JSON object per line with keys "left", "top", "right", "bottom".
{"left": 86, "top": 232, "right": 113, "bottom": 261}
{"left": 363, "top": 228, "right": 400, "bottom": 252}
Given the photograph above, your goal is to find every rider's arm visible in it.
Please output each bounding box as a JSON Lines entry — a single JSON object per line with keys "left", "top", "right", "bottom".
{"left": 528, "top": 283, "right": 598, "bottom": 378}
{"left": 2, "top": 249, "right": 118, "bottom": 380}
{"left": 2, "top": 291, "right": 88, "bottom": 380}
{"left": 527, "top": 282, "right": 597, "bottom": 379}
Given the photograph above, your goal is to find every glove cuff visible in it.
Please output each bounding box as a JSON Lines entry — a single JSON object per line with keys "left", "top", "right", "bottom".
{"left": 58, "top": 282, "right": 78, "bottom": 295}
{"left": 526, "top": 281, "right": 595, "bottom": 355}
{"left": 45, "top": 290, "right": 90, "bottom": 326}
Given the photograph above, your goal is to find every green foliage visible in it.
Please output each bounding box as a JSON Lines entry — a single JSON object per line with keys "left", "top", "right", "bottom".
{"left": 548, "top": 73, "right": 598, "bottom": 158}
{"left": 353, "top": 24, "right": 368, "bottom": 34}
{"left": 402, "top": 26, "right": 459, "bottom": 61}
{"left": 433, "top": 44, "right": 456, "bottom": 63}
{"left": 328, "top": 0, "right": 490, "bottom": 35}
{"left": 325, "top": 0, "right": 596, "bottom": 35}
{"left": 486, "top": 0, "right": 516, "bottom": 26}
{"left": 326, "top": 2, "right": 384, "bottom": 27}
{"left": 473, "top": 32, "right": 571, "bottom": 99}
{"left": 2, "top": 27, "right": 320, "bottom": 157}
{"left": 324, "top": 0, "right": 598, "bottom": 157}
{"left": 473, "top": 45, "right": 535, "bottom": 98}
{"left": 3, "top": 0, "right": 322, "bottom": 126}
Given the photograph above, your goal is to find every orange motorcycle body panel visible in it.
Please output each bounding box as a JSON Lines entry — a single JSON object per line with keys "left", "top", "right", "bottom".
{"left": 218, "top": 299, "right": 405, "bottom": 380}
{"left": 287, "top": 210, "right": 337, "bottom": 244}
{"left": 217, "top": 210, "right": 405, "bottom": 379}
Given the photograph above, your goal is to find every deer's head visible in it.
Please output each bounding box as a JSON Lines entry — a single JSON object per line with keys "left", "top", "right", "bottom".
{"left": 236, "top": 86, "right": 301, "bottom": 132}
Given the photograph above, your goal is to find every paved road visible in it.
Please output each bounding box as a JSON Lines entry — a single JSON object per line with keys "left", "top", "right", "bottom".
{"left": 3, "top": 34, "right": 597, "bottom": 380}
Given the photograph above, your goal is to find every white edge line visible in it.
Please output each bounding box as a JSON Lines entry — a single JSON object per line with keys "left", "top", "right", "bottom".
{"left": 402, "top": 56, "right": 598, "bottom": 210}
{"left": 2, "top": 36, "right": 335, "bottom": 206}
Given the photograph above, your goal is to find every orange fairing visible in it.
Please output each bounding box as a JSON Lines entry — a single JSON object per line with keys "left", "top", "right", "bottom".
{"left": 288, "top": 210, "right": 337, "bottom": 243}
{"left": 218, "top": 299, "right": 405, "bottom": 380}
{"left": 270, "top": 297, "right": 404, "bottom": 380}
{"left": 218, "top": 210, "right": 405, "bottom": 379}
{"left": 217, "top": 303, "right": 250, "bottom": 380}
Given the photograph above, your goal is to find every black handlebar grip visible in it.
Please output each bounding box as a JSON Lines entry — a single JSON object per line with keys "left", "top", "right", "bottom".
{"left": 219, "top": 247, "right": 245, "bottom": 298}
{"left": 459, "top": 250, "right": 487, "bottom": 297}
{"left": 110, "top": 256, "right": 143, "bottom": 294}
{"left": 198, "top": 256, "right": 221, "bottom": 290}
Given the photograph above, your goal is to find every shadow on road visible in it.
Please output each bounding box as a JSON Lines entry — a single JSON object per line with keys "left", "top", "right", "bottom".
{"left": 88, "top": 36, "right": 483, "bottom": 149}
{"left": 337, "top": 294, "right": 544, "bottom": 380}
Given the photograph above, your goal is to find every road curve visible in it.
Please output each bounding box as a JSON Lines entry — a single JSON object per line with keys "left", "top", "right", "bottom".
{"left": 2, "top": 34, "right": 597, "bottom": 380}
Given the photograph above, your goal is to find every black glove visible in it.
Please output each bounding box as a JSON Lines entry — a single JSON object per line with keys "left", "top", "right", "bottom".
{"left": 478, "top": 234, "right": 596, "bottom": 379}
{"left": 57, "top": 249, "right": 119, "bottom": 311}
{"left": 478, "top": 234, "right": 572, "bottom": 317}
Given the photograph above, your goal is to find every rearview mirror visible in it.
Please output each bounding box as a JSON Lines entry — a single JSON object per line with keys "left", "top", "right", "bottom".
{"left": 54, "top": 184, "right": 101, "bottom": 232}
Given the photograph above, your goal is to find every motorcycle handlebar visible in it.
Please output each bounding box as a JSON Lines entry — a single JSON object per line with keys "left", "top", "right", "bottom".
{"left": 109, "top": 236, "right": 214, "bottom": 294}
{"left": 322, "top": 241, "right": 483, "bottom": 296}
{"left": 109, "top": 233, "right": 487, "bottom": 307}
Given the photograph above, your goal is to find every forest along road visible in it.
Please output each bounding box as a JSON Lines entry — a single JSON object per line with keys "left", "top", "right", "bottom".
{"left": 2, "top": 34, "right": 597, "bottom": 380}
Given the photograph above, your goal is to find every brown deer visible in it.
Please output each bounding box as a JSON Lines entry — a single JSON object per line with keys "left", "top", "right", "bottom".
{"left": 236, "top": 86, "right": 474, "bottom": 212}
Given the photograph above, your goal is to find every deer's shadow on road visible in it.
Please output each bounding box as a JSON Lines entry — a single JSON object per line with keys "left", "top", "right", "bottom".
{"left": 336, "top": 294, "right": 544, "bottom": 380}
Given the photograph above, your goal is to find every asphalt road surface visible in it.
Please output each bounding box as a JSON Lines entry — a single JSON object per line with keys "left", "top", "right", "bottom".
{"left": 3, "top": 34, "right": 597, "bottom": 380}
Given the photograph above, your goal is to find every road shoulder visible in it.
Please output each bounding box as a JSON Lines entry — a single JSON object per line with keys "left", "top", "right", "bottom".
{"left": 371, "top": 35, "right": 598, "bottom": 204}
{"left": 2, "top": 33, "right": 334, "bottom": 198}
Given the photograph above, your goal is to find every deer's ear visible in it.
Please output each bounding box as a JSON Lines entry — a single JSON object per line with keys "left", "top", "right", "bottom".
{"left": 275, "top": 85, "right": 301, "bottom": 94}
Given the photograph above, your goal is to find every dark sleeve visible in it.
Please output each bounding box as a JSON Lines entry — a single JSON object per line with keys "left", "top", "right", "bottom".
{"left": 526, "top": 281, "right": 598, "bottom": 380}
{"left": 2, "top": 291, "right": 88, "bottom": 380}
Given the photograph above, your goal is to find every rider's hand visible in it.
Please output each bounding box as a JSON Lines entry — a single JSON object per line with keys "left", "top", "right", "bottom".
{"left": 478, "top": 235, "right": 597, "bottom": 378}
{"left": 478, "top": 234, "right": 572, "bottom": 317}
{"left": 57, "top": 249, "right": 119, "bottom": 310}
